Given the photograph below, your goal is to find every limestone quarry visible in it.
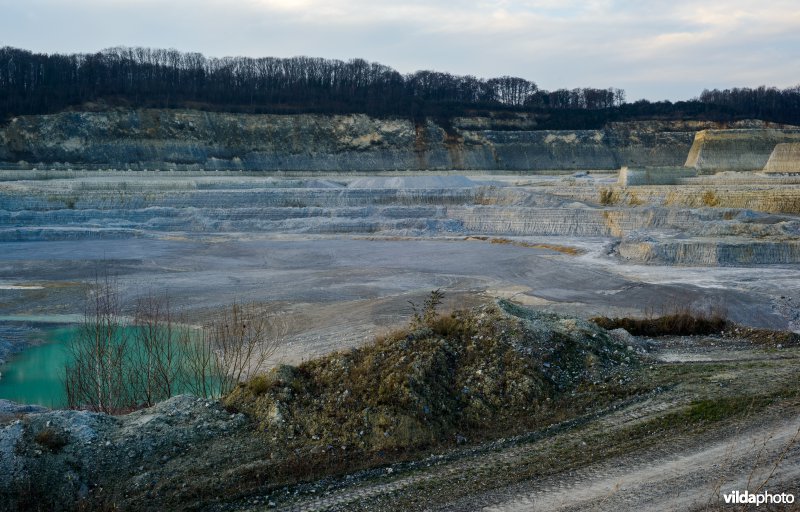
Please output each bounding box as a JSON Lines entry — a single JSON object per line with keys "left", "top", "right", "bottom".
{"left": 1, "top": 110, "right": 800, "bottom": 511}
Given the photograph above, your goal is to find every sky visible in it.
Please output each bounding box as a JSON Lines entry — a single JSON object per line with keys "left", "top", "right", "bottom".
{"left": 1, "top": 0, "right": 798, "bottom": 101}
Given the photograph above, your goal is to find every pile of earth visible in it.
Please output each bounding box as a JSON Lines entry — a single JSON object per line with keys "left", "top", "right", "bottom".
{"left": 0, "top": 300, "right": 640, "bottom": 511}
{"left": 227, "top": 300, "right": 640, "bottom": 456}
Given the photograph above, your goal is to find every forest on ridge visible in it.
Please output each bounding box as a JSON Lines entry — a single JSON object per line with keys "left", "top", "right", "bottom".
{"left": 2, "top": 46, "right": 799, "bottom": 128}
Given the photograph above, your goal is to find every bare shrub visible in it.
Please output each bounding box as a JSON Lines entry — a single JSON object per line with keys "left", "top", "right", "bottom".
{"left": 408, "top": 289, "right": 445, "bottom": 329}
{"left": 34, "top": 427, "right": 68, "bottom": 453}
{"left": 591, "top": 304, "right": 729, "bottom": 337}
{"left": 183, "top": 302, "right": 287, "bottom": 398}
{"left": 201, "top": 302, "right": 287, "bottom": 396}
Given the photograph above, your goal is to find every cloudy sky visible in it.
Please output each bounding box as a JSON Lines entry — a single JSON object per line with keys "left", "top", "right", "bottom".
{"left": 2, "top": 0, "right": 798, "bottom": 101}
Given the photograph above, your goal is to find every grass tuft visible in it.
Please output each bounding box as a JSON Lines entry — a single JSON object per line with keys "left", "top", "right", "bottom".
{"left": 34, "top": 427, "right": 68, "bottom": 453}
{"left": 702, "top": 190, "right": 720, "bottom": 207}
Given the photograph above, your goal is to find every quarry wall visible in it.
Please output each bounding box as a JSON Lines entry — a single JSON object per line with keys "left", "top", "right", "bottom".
{"left": 0, "top": 110, "right": 781, "bottom": 172}
{"left": 617, "top": 166, "right": 696, "bottom": 186}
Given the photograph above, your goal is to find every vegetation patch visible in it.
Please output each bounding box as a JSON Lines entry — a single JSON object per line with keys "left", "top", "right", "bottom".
{"left": 591, "top": 311, "right": 729, "bottom": 337}
{"left": 702, "top": 190, "right": 721, "bottom": 207}
{"left": 722, "top": 326, "right": 800, "bottom": 347}
{"left": 33, "top": 427, "right": 68, "bottom": 453}
{"left": 591, "top": 310, "right": 800, "bottom": 345}
{"left": 627, "top": 191, "right": 645, "bottom": 206}
{"left": 598, "top": 187, "right": 621, "bottom": 205}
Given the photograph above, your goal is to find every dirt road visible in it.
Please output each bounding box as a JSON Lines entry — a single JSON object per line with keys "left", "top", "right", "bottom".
{"left": 478, "top": 415, "right": 800, "bottom": 512}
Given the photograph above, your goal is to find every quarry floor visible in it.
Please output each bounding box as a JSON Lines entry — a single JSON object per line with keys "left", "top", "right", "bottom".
{"left": 1, "top": 235, "right": 799, "bottom": 365}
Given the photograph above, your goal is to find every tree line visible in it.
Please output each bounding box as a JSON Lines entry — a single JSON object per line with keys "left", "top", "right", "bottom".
{"left": 0, "top": 46, "right": 618, "bottom": 122}
{"left": 1, "top": 46, "right": 799, "bottom": 127}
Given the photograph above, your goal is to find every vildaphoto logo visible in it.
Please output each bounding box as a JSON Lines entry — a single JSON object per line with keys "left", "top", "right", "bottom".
{"left": 723, "top": 490, "right": 795, "bottom": 506}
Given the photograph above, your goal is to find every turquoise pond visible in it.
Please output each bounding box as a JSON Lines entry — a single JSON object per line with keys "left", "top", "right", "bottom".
{"left": 0, "top": 323, "right": 213, "bottom": 408}
{"left": 0, "top": 325, "right": 72, "bottom": 408}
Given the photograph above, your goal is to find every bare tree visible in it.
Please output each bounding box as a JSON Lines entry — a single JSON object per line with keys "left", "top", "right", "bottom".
{"left": 128, "top": 291, "right": 183, "bottom": 407}
{"left": 180, "top": 326, "right": 220, "bottom": 399}
{"left": 201, "top": 301, "right": 287, "bottom": 396}
{"left": 65, "top": 271, "right": 130, "bottom": 413}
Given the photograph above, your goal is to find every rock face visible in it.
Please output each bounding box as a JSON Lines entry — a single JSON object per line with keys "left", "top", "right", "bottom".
{"left": 617, "top": 239, "right": 800, "bottom": 266}
{"left": 763, "top": 143, "right": 800, "bottom": 173}
{"left": 685, "top": 129, "right": 800, "bottom": 172}
{"left": 0, "top": 110, "right": 772, "bottom": 171}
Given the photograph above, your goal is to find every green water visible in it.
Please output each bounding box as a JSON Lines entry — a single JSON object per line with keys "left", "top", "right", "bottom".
{"left": 0, "top": 326, "right": 72, "bottom": 407}
{"left": 0, "top": 324, "right": 217, "bottom": 408}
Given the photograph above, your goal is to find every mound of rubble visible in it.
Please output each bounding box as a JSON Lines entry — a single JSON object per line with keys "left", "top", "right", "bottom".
{"left": 227, "top": 300, "right": 638, "bottom": 457}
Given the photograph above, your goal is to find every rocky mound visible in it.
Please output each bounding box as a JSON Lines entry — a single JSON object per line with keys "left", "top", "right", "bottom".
{"left": 226, "top": 300, "right": 637, "bottom": 455}
{"left": 0, "top": 395, "right": 254, "bottom": 511}
{"left": 0, "top": 400, "right": 47, "bottom": 424}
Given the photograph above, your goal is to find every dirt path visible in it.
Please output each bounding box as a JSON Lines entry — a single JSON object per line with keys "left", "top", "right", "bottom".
{"left": 478, "top": 415, "right": 800, "bottom": 512}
